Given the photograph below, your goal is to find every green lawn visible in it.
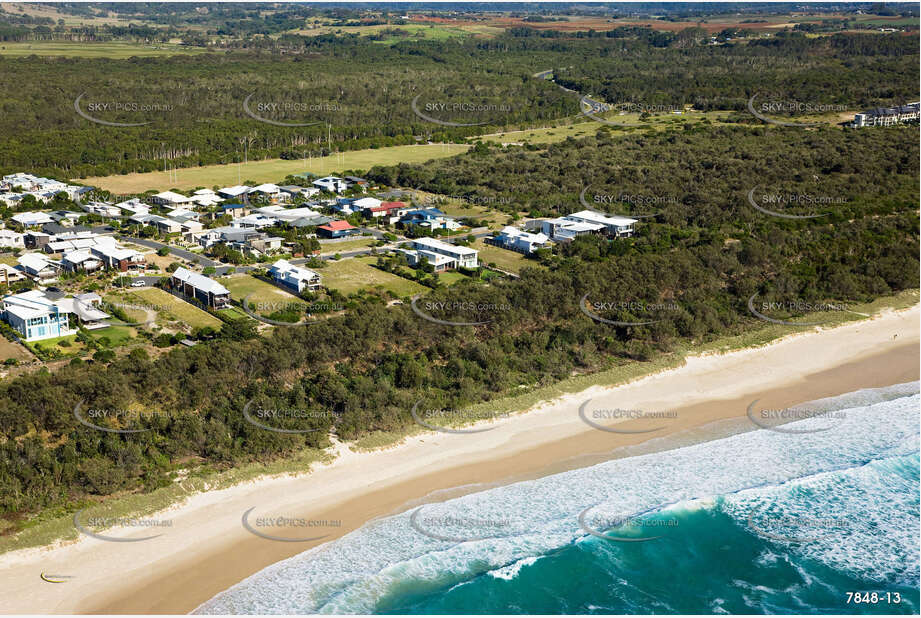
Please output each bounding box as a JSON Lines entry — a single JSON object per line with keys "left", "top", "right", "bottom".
{"left": 28, "top": 325, "right": 136, "bottom": 359}
{"left": 81, "top": 143, "right": 471, "bottom": 193}
{"left": 121, "top": 287, "right": 223, "bottom": 330}
{"left": 217, "top": 306, "right": 250, "bottom": 321}
{"left": 321, "top": 256, "right": 427, "bottom": 297}
{"left": 471, "top": 239, "right": 535, "bottom": 274}
{"left": 437, "top": 271, "right": 469, "bottom": 286}
{"left": 0, "top": 41, "right": 208, "bottom": 58}
{"left": 218, "top": 274, "right": 306, "bottom": 316}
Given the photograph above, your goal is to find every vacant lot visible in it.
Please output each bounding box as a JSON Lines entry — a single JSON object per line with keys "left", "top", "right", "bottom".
{"left": 321, "top": 256, "right": 426, "bottom": 297}
{"left": 81, "top": 144, "right": 470, "bottom": 194}
{"left": 0, "top": 338, "right": 32, "bottom": 363}
{"left": 218, "top": 274, "right": 306, "bottom": 316}
{"left": 119, "top": 287, "right": 223, "bottom": 330}
{"left": 471, "top": 239, "right": 536, "bottom": 274}
{"left": 318, "top": 237, "right": 378, "bottom": 254}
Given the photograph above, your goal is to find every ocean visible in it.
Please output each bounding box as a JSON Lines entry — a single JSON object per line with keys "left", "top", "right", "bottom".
{"left": 195, "top": 382, "right": 920, "bottom": 615}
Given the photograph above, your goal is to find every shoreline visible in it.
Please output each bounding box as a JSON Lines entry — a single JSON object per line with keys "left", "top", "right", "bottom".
{"left": 0, "top": 304, "right": 917, "bottom": 614}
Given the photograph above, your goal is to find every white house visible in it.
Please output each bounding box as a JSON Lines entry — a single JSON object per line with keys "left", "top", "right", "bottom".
{"left": 563, "top": 210, "right": 637, "bottom": 238}
{"left": 82, "top": 201, "right": 122, "bottom": 217}
{"left": 167, "top": 208, "right": 201, "bottom": 221}
{"left": 397, "top": 248, "right": 458, "bottom": 272}
{"left": 1, "top": 289, "right": 110, "bottom": 341}
{"left": 12, "top": 212, "right": 53, "bottom": 228}
{"left": 408, "top": 237, "right": 478, "bottom": 269}
{"left": 18, "top": 253, "right": 61, "bottom": 280}
{"left": 493, "top": 226, "right": 551, "bottom": 254}
{"left": 0, "top": 229, "right": 25, "bottom": 248}
{"left": 62, "top": 249, "right": 104, "bottom": 273}
{"left": 312, "top": 176, "right": 348, "bottom": 194}
{"left": 0, "top": 263, "right": 26, "bottom": 285}
{"left": 217, "top": 185, "right": 251, "bottom": 199}
{"left": 169, "top": 267, "right": 231, "bottom": 309}
{"left": 114, "top": 198, "right": 151, "bottom": 216}
{"left": 150, "top": 191, "right": 193, "bottom": 206}
{"left": 268, "top": 259, "right": 322, "bottom": 293}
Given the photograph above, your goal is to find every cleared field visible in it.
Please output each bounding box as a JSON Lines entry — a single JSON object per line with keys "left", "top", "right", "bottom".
{"left": 290, "top": 23, "right": 471, "bottom": 43}
{"left": 436, "top": 271, "right": 469, "bottom": 286}
{"left": 318, "top": 237, "right": 377, "bottom": 253}
{"left": 472, "top": 239, "right": 535, "bottom": 274}
{"left": 321, "top": 256, "right": 426, "bottom": 297}
{"left": 0, "top": 338, "right": 32, "bottom": 363}
{"left": 81, "top": 144, "right": 471, "bottom": 194}
{"left": 218, "top": 274, "right": 305, "bottom": 316}
{"left": 0, "top": 41, "right": 207, "bottom": 58}
{"left": 121, "top": 287, "right": 223, "bottom": 330}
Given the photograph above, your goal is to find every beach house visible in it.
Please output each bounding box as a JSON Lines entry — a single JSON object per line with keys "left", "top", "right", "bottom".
{"left": 268, "top": 259, "right": 322, "bottom": 293}
{"left": 169, "top": 267, "right": 231, "bottom": 309}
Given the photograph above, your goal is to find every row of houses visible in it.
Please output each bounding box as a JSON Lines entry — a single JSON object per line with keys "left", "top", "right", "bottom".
{"left": 488, "top": 210, "right": 638, "bottom": 255}
{"left": 852, "top": 102, "right": 920, "bottom": 127}
{"left": 0, "top": 173, "right": 92, "bottom": 207}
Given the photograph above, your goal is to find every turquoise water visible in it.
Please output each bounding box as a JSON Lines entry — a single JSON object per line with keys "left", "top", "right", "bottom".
{"left": 197, "top": 382, "right": 920, "bottom": 615}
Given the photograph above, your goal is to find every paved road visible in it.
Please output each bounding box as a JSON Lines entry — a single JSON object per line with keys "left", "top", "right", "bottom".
{"left": 121, "top": 236, "right": 222, "bottom": 268}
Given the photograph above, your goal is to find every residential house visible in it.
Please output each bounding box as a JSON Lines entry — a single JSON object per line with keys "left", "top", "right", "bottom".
{"left": 492, "top": 226, "right": 551, "bottom": 254}
{"left": 91, "top": 243, "right": 146, "bottom": 271}
{"left": 268, "top": 259, "right": 322, "bottom": 293}
{"left": 12, "top": 211, "right": 53, "bottom": 228}
{"left": 0, "top": 229, "right": 25, "bottom": 248}
{"left": 397, "top": 247, "right": 458, "bottom": 272}
{"left": 248, "top": 183, "right": 282, "bottom": 203}
{"left": 0, "top": 263, "right": 26, "bottom": 285}
{"left": 218, "top": 203, "right": 249, "bottom": 218}
{"left": 114, "top": 198, "right": 151, "bottom": 217}
{"left": 408, "top": 237, "right": 478, "bottom": 269}
{"left": 82, "top": 201, "right": 122, "bottom": 217}
{"left": 130, "top": 214, "right": 182, "bottom": 234}
{"left": 853, "top": 102, "right": 920, "bottom": 127}
{"left": 167, "top": 208, "right": 201, "bottom": 221}
{"left": 23, "top": 231, "right": 52, "bottom": 250}
{"left": 18, "top": 253, "right": 61, "bottom": 280}
{"left": 62, "top": 249, "right": 104, "bottom": 273}
{"left": 169, "top": 267, "right": 231, "bottom": 309}
{"left": 48, "top": 210, "right": 83, "bottom": 226}
{"left": 562, "top": 210, "right": 637, "bottom": 238}
{"left": 399, "top": 208, "right": 461, "bottom": 231}
{"left": 217, "top": 185, "right": 251, "bottom": 200}
{"left": 362, "top": 201, "right": 410, "bottom": 224}
{"left": 317, "top": 220, "right": 358, "bottom": 239}
{"left": 312, "top": 176, "right": 348, "bottom": 194}
{"left": 1, "top": 289, "right": 110, "bottom": 341}
{"left": 150, "top": 191, "right": 194, "bottom": 206}
{"left": 344, "top": 176, "right": 369, "bottom": 191}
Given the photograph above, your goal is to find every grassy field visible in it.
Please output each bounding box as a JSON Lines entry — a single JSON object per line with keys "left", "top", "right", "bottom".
{"left": 436, "top": 271, "right": 469, "bottom": 286}
{"left": 218, "top": 274, "right": 305, "bottom": 316}
{"left": 0, "top": 40, "right": 207, "bottom": 58}
{"left": 81, "top": 144, "right": 471, "bottom": 194}
{"left": 290, "top": 22, "right": 471, "bottom": 43}
{"left": 318, "top": 237, "right": 378, "bottom": 254}
{"left": 28, "top": 325, "right": 136, "bottom": 358}
{"left": 321, "top": 256, "right": 426, "bottom": 297}
{"left": 119, "top": 287, "right": 223, "bottom": 330}
{"left": 471, "top": 238, "right": 534, "bottom": 274}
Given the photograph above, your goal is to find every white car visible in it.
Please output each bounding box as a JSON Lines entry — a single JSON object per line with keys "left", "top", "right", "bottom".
{"left": 130, "top": 280, "right": 146, "bottom": 288}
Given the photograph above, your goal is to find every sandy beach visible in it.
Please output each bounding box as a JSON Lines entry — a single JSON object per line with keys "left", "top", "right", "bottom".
{"left": 1, "top": 305, "right": 918, "bottom": 615}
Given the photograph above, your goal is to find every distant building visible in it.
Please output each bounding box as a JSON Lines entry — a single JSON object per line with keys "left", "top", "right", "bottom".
{"left": 150, "top": 191, "right": 193, "bottom": 206}
{"left": 268, "top": 259, "right": 322, "bottom": 293}
{"left": 312, "top": 176, "right": 349, "bottom": 194}
{"left": 853, "top": 103, "right": 920, "bottom": 127}
{"left": 541, "top": 210, "right": 637, "bottom": 241}
{"left": 12, "top": 212, "right": 53, "bottom": 228}
{"left": 399, "top": 208, "right": 461, "bottom": 230}
{"left": 169, "top": 267, "right": 230, "bottom": 309}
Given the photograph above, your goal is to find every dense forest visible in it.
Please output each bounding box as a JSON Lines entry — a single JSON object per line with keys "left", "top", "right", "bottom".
{"left": 0, "top": 30, "right": 916, "bottom": 180}
{"left": 1, "top": 124, "right": 917, "bottom": 523}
